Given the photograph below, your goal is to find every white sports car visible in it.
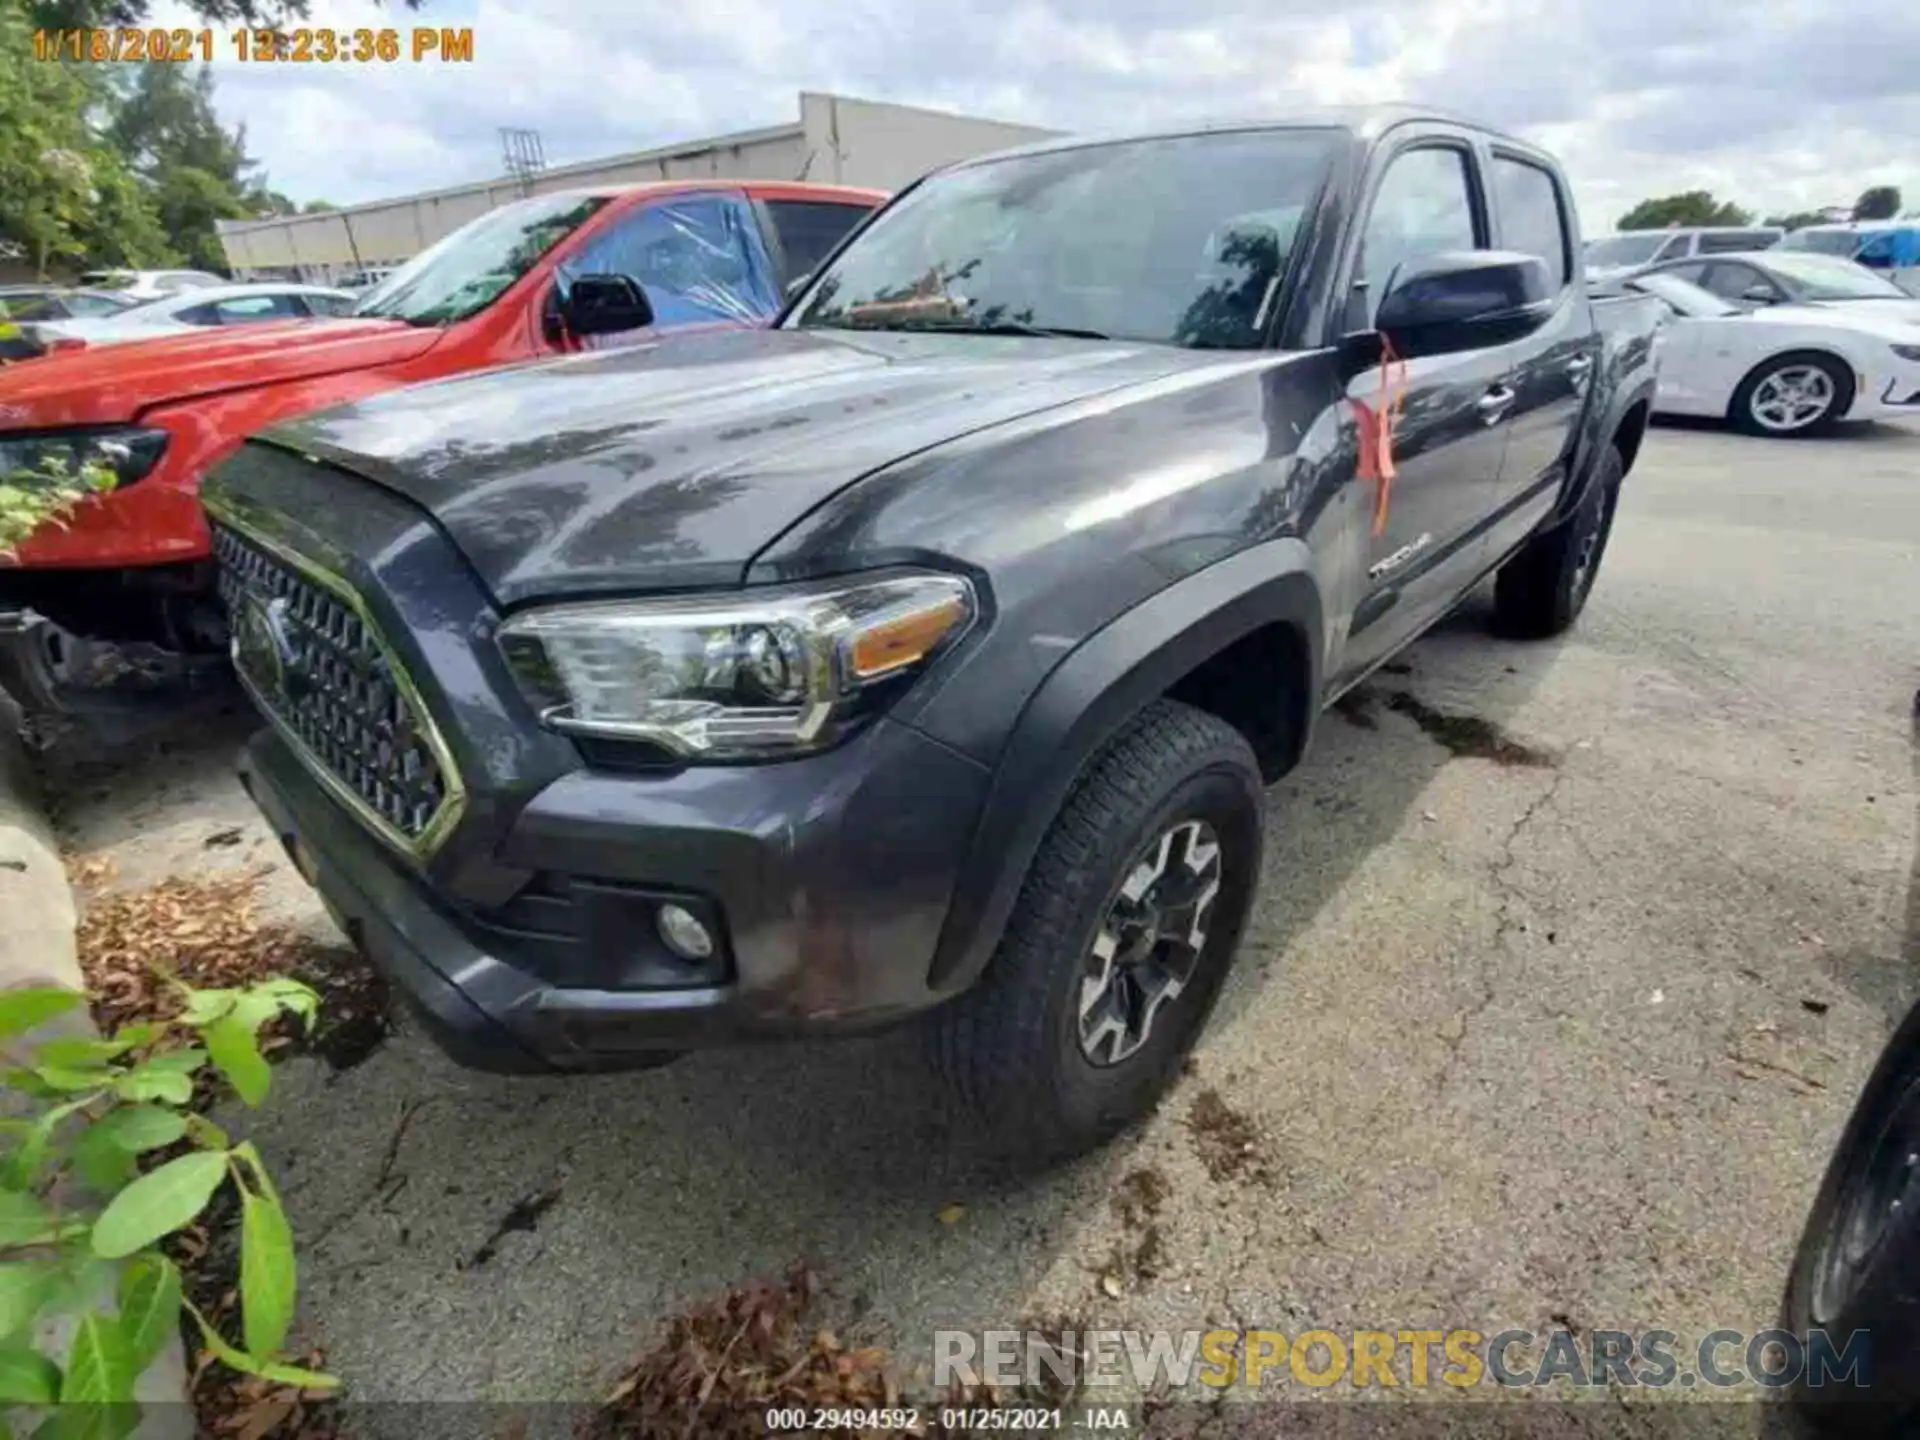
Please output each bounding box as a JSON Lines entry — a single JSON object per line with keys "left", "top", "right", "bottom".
{"left": 1623, "top": 271, "right": 1920, "bottom": 436}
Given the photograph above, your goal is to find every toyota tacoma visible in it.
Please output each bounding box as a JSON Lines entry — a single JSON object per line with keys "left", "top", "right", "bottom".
{"left": 207, "top": 109, "right": 1662, "bottom": 1158}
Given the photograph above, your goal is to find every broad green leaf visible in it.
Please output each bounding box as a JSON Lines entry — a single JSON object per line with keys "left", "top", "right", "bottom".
{"left": 0, "top": 990, "right": 81, "bottom": 1042}
{"left": 71, "top": 1129, "right": 137, "bottom": 1194}
{"left": 105, "top": 1025, "right": 158, "bottom": 1053}
{"left": 253, "top": 979, "right": 320, "bottom": 1033}
{"left": 177, "top": 990, "right": 237, "bottom": 1027}
{"left": 109, "top": 1070, "right": 189, "bottom": 1106}
{"left": 108, "top": 1052, "right": 202, "bottom": 1107}
{"left": 239, "top": 1185, "right": 295, "bottom": 1357}
{"left": 3, "top": 1095, "right": 97, "bottom": 1189}
{"left": 0, "top": 1264, "right": 50, "bottom": 1341}
{"left": 31, "top": 1038, "right": 130, "bottom": 1070}
{"left": 133, "top": 1049, "right": 204, "bottom": 1077}
{"left": 117, "top": 1254, "right": 179, "bottom": 1371}
{"left": 0, "top": 1345, "right": 58, "bottom": 1404}
{"left": 31, "top": 1066, "right": 108, "bottom": 1094}
{"left": 0, "top": 1191, "right": 51, "bottom": 1249}
{"left": 89, "top": 1151, "right": 227, "bottom": 1259}
{"left": 202, "top": 1018, "right": 269, "bottom": 1109}
{"left": 182, "top": 1301, "right": 338, "bottom": 1391}
{"left": 60, "top": 1314, "right": 132, "bottom": 1403}
{"left": 85, "top": 1105, "right": 186, "bottom": 1157}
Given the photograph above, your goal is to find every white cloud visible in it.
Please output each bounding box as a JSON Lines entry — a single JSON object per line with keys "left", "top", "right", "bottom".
{"left": 161, "top": 0, "right": 1919, "bottom": 229}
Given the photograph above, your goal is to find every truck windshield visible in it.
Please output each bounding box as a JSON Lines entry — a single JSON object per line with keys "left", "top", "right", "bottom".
{"left": 353, "top": 193, "right": 608, "bottom": 326}
{"left": 788, "top": 129, "right": 1339, "bottom": 350}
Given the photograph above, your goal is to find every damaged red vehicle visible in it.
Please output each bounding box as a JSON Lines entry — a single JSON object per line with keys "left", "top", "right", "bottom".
{"left": 0, "top": 180, "right": 882, "bottom": 722}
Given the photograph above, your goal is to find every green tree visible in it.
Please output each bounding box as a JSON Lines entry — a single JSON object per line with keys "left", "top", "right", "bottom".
{"left": 0, "top": 0, "right": 171, "bottom": 275}
{"left": 301, "top": 199, "right": 337, "bottom": 213}
{"left": 104, "top": 63, "right": 256, "bottom": 271}
{"left": 1616, "top": 191, "right": 1753, "bottom": 230}
{"left": 1853, "top": 186, "right": 1902, "bottom": 221}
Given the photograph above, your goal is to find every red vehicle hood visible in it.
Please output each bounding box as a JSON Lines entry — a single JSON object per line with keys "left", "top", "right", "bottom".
{"left": 0, "top": 319, "right": 445, "bottom": 428}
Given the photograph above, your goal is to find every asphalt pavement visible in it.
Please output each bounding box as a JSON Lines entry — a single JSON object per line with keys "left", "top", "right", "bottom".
{"left": 45, "top": 416, "right": 1920, "bottom": 1420}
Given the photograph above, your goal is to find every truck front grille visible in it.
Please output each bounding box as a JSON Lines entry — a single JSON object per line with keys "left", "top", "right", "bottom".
{"left": 213, "top": 524, "right": 458, "bottom": 852}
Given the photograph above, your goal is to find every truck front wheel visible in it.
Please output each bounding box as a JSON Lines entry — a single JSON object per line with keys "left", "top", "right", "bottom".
{"left": 928, "top": 699, "right": 1263, "bottom": 1162}
{"left": 1492, "top": 442, "right": 1623, "bottom": 639}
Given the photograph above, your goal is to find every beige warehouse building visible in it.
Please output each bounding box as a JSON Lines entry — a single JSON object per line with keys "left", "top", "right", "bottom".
{"left": 216, "top": 91, "right": 1058, "bottom": 281}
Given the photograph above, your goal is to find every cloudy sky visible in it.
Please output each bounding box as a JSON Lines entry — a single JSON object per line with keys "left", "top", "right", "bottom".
{"left": 156, "top": 0, "right": 1918, "bottom": 232}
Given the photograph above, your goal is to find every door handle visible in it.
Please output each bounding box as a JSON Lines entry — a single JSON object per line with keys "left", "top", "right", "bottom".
{"left": 1476, "top": 385, "right": 1516, "bottom": 425}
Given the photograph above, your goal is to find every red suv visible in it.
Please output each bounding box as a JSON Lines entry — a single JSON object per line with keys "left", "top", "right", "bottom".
{"left": 0, "top": 180, "right": 882, "bottom": 717}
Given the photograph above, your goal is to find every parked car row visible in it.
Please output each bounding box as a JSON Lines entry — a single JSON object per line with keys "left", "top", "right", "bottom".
{"left": 1586, "top": 220, "right": 1920, "bottom": 292}
{"left": 1582, "top": 225, "right": 1920, "bottom": 436}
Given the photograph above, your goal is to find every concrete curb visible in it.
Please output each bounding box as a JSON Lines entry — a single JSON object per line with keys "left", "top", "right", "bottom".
{"left": 0, "top": 698, "right": 194, "bottom": 1437}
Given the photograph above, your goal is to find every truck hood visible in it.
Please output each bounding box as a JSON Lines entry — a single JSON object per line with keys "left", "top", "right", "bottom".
{"left": 262, "top": 326, "right": 1217, "bottom": 604}
{"left": 0, "top": 319, "right": 443, "bottom": 429}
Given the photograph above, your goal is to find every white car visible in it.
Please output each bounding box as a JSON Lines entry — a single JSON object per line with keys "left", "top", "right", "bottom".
{"left": 1583, "top": 225, "right": 1785, "bottom": 284}
{"left": 24, "top": 283, "right": 356, "bottom": 351}
{"left": 1623, "top": 270, "right": 1920, "bottom": 436}
{"left": 77, "top": 268, "right": 227, "bottom": 301}
{"left": 1633, "top": 251, "right": 1920, "bottom": 326}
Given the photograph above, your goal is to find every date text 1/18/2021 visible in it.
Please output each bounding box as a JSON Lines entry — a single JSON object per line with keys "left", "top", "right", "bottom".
{"left": 32, "top": 26, "right": 476, "bottom": 63}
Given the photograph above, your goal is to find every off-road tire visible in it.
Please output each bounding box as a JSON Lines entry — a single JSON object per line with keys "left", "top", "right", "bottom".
{"left": 927, "top": 699, "right": 1263, "bottom": 1163}
{"left": 1492, "top": 442, "right": 1623, "bottom": 639}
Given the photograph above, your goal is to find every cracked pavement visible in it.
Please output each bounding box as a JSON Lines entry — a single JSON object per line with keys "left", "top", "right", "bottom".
{"left": 47, "top": 418, "right": 1920, "bottom": 1419}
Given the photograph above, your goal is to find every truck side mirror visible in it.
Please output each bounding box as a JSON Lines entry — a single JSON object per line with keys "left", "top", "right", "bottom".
{"left": 1373, "top": 250, "right": 1556, "bottom": 359}
{"left": 563, "top": 273, "right": 655, "bottom": 338}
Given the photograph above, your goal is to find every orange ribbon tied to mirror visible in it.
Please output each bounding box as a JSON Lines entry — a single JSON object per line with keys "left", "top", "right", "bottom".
{"left": 1349, "top": 334, "right": 1407, "bottom": 537}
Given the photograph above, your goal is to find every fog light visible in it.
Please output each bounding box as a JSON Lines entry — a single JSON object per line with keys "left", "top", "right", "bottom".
{"left": 656, "top": 903, "right": 714, "bottom": 961}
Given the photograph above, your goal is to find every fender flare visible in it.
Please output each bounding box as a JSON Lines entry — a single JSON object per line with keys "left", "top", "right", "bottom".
{"left": 924, "top": 538, "right": 1324, "bottom": 993}
{"left": 1558, "top": 372, "right": 1656, "bottom": 526}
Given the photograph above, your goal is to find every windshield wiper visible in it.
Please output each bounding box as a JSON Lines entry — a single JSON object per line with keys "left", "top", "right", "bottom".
{"left": 898, "top": 320, "right": 1115, "bottom": 340}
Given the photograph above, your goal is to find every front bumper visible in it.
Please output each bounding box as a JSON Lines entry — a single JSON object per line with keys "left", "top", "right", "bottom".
{"left": 240, "top": 715, "right": 989, "bottom": 1073}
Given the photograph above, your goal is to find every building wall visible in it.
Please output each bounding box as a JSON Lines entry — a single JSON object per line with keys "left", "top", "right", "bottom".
{"left": 217, "top": 92, "right": 1056, "bottom": 281}
{"left": 797, "top": 92, "right": 1056, "bottom": 191}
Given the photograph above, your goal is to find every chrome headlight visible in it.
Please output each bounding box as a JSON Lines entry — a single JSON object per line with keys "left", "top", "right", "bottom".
{"left": 0, "top": 426, "right": 169, "bottom": 489}
{"left": 497, "top": 571, "right": 976, "bottom": 759}
{"left": 1891, "top": 343, "right": 1920, "bottom": 362}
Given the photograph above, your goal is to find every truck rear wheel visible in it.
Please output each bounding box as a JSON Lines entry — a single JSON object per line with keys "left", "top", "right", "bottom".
{"left": 928, "top": 699, "right": 1263, "bottom": 1162}
{"left": 1492, "top": 442, "right": 1622, "bottom": 639}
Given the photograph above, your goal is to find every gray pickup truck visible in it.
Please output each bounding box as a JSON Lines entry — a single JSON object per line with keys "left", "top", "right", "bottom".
{"left": 206, "top": 107, "right": 1662, "bottom": 1159}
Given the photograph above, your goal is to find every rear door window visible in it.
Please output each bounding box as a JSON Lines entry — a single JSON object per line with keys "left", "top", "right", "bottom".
{"left": 1490, "top": 153, "right": 1571, "bottom": 286}
{"left": 766, "top": 201, "right": 875, "bottom": 281}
